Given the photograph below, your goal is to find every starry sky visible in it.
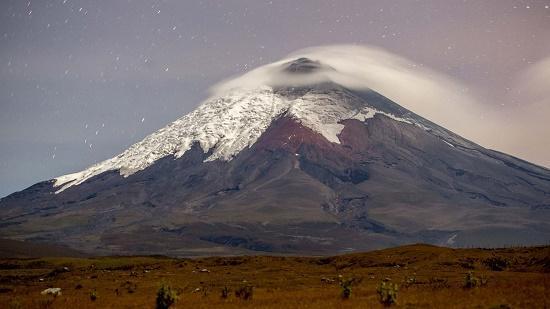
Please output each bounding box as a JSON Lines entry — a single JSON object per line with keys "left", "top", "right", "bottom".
{"left": 1, "top": 0, "right": 549, "bottom": 198}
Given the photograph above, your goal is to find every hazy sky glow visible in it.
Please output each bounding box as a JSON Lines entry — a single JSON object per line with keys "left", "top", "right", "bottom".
{"left": 1, "top": 0, "right": 549, "bottom": 197}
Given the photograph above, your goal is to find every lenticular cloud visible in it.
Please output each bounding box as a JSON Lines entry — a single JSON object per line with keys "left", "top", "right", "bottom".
{"left": 211, "top": 45, "right": 483, "bottom": 142}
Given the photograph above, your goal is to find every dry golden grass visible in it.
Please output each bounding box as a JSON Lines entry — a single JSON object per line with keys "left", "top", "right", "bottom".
{"left": 1, "top": 244, "right": 549, "bottom": 308}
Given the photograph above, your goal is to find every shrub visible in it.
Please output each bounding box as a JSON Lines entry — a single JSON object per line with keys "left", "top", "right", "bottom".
{"left": 337, "top": 276, "right": 361, "bottom": 299}
{"left": 428, "top": 277, "right": 450, "bottom": 289}
{"left": 90, "top": 290, "right": 97, "bottom": 301}
{"left": 464, "top": 271, "right": 487, "bottom": 288}
{"left": 339, "top": 278, "right": 353, "bottom": 299}
{"left": 459, "top": 258, "right": 476, "bottom": 269}
{"left": 221, "top": 286, "right": 230, "bottom": 299}
{"left": 404, "top": 275, "right": 417, "bottom": 287}
{"left": 377, "top": 281, "right": 398, "bottom": 306}
{"left": 235, "top": 285, "right": 253, "bottom": 300}
{"left": 156, "top": 283, "right": 178, "bottom": 309}
{"left": 483, "top": 256, "right": 510, "bottom": 271}
{"left": 122, "top": 281, "right": 137, "bottom": 294}
{"left": 201, "top": 286, "right": 210, "bottom": 297}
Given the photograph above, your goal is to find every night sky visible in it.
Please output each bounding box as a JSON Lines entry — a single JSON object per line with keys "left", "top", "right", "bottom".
{"left": 1, "top": 0, "right": 549, "bottom": 198}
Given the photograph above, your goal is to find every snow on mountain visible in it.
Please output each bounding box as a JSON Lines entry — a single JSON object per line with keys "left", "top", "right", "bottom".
{"left": 54, "top": 62, "right": 415, "bottom": 193}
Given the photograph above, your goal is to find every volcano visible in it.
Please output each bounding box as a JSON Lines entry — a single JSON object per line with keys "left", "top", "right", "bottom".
{"left": 1, "top": 58, "right": 549, "bottom": 256}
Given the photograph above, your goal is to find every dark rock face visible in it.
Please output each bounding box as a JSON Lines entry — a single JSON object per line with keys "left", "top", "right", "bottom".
{"left": 1, "top": 86, "right": 549, "bottom": 256}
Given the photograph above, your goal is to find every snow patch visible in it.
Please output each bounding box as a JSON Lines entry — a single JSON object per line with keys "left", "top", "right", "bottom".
{"left": 442, "top": 140, "right": 455, "bottom": 148}
{"left": 446, "top": 233, "right": 458, "bottom": 245}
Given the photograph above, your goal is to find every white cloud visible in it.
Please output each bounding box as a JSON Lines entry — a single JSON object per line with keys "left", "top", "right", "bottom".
{"left": 212, "top": 45, "right": 486, "bottom": 142}
{"left": 516, "top": 56, "right": 550, "bottom": 102}
{"left": 211, "top": 45, "right": 550, "bottom": 168}
{"left": 485, "top": 56, "right": 550, "bottom": 168}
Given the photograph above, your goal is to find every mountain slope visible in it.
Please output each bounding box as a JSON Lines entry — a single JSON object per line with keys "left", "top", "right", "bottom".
{"left": 1, "top": 59, "right": 549, "bottom": 256}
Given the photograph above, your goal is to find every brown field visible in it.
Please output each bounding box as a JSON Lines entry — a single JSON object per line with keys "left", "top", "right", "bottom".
{"left": 0, "top": 244, "right": 549, "bottom": 308}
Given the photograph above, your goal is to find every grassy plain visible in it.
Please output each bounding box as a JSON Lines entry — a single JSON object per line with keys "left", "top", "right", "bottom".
{"left": 1, "top": 244, "right": 549, "bottom": 308}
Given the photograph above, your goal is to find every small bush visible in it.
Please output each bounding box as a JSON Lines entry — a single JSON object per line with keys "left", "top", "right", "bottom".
{"left": 235, "top": 285, "right": 253, "bottom": 300}
{"left": 483, "top": 256, "right": 510, "bottom": 271}
{"left": 464, "top": 271, "right": 487, "bottom": 288}
{"left": 90, "top": 290, "right": 97, "bottom": 301}
{"left": 339, "top": 278, "right": 353, "bottom": 299}
{"left": 459, "top": 258, "right": 476, "bottom": 269}
{"left": 122, "top": 281, "right": 137, "bottom": 294}
{"left": 377, "top": 281, "right": 398, "bottom": 306}
{"left": 404, "top": 275, "right": 417, "bottom": 287}
{"left": 221, "top": 286, "right": 230, "bottom": 299}
{"left": 428, "top": 277, "right": 450, "bottom": 289}
{"left": 201, "top": 286, "right": 210, "bottom": 298}
{"left": 156, "top": 283, "right": 178, "bottom": 309}
{"left": 337, "top": 276, "right": 361, "bottom": 299}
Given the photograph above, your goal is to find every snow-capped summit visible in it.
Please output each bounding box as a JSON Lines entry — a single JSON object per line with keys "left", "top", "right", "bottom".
{"left": 54, "top": 58, "right": 415, "bottom": 193}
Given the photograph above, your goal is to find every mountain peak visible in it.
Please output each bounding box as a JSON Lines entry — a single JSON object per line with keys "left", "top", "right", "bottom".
{"left": 52, "top": 84, "right": 417, "bottom": 193}
{"left": 282, "top": 57, "right": 331, "bottom": 74}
